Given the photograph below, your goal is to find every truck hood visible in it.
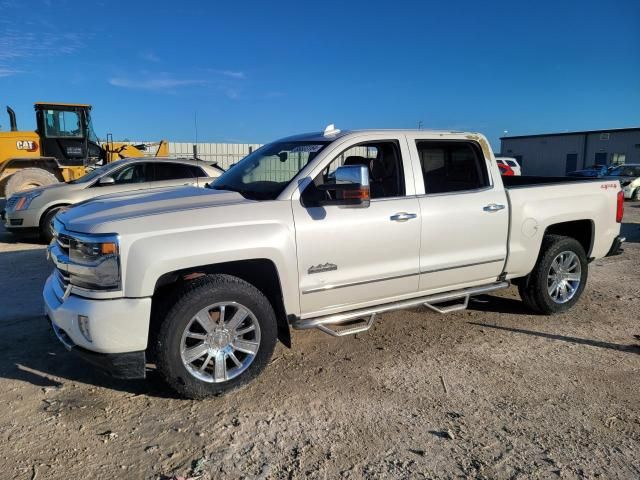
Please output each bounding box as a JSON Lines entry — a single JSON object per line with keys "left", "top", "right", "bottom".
{"left": 58, "top": 186, "right": 250, "bottom": 233}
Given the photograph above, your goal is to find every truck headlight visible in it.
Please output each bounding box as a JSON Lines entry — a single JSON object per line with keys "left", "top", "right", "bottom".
{"left": 68, "top": 235, "right": 121, "bottom": 290}
{"left": 12, "top": 190, "right": 42, "bottom": 211}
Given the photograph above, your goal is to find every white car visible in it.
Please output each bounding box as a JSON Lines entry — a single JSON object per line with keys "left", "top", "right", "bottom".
{"left": 605, "top": 164, "right": 640, "bottom": 200}
{"left": 44, "top": 127, "right": 624, "bottom": 398}
{"left": 495, "top": 157, "right": 522, "bottom": 175}
{"left": 3, "top": 157, "right": 223, "bottom": 241}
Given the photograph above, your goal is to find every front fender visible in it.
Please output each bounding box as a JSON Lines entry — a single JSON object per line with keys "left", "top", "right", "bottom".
{"left": 121, "top": 213, "right": 300, "bottom": 316}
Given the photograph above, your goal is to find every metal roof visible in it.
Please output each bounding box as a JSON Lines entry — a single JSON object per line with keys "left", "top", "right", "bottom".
{"left": 34, "top": 102, "right": 92, "bottom": 108}
{"left": 501, "top": 127, "right": 640, "bottom": 140}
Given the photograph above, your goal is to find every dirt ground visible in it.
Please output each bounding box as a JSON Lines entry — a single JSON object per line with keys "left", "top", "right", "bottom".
{"left": 0, "top": 200, "right": 639, "bottom": 480}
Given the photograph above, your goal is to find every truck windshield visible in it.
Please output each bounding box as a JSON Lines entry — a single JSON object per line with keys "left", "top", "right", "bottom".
{"left": 209, "top": 141, "right": 330, "bottom": 200}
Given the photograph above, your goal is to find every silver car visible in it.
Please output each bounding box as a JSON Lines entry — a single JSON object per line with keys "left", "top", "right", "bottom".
{"left": 3, "top": 157, "right": 223, "bottom": 241}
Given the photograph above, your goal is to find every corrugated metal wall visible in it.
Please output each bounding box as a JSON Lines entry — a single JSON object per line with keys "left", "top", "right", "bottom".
{"left": 126, "top": 142, "right": 263, "bottom": 169}
{"left": 169, "top": 142, "right": 263, "bottom": 169}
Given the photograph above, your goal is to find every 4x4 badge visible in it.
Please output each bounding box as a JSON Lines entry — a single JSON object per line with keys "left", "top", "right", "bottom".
{"left": 308, "top": 263, "right": 337, "bottom": 274}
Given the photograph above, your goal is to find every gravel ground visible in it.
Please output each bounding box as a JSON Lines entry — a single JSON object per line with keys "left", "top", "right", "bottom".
{"left": 0, "top": 199, "right": 639, "bottom": 480}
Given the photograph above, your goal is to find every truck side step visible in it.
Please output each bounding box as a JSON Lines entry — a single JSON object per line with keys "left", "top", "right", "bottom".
{"left": 316, "top": 314, "right": 377, "bottom": 337}
{"left": 292, "top": 281, "right": 509, "bottom": 337}
{"left": 423, "top": 295, "right": 470, "bottom": 314}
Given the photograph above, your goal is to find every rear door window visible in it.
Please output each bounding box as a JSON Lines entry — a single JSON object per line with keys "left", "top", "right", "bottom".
{"left": 153, "top": 163, "right": 196, "bottom": 181}
{"left": 109, "top": 163, "right": 151, "bottom": 185}
{"left": 416, "top": 141, "right": 489, "bottom": 194}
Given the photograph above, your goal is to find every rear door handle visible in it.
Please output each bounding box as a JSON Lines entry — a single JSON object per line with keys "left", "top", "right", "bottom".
{"left": 390, "top": 212, "right": 417, "bottom": 222}
{"left": 483, "top": 203, "right": 505, "bottom": 212}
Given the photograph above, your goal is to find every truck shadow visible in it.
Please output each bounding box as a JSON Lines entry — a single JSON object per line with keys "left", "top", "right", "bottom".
{"left": 0, "top": 247, "right": 181, "bottom": 399}
{"left": 468, "top": 321, "right": 640, "bottom": 355}
{"left": 0, "top": 325, "right": 181, "bottom": 398}
{"left": 468, "top": 294, "right": 535, "bottom": 315}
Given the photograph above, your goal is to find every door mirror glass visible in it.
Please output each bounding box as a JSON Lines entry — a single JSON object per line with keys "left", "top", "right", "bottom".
{"left": 318, "top": 164, "right": 370, "bottom": 208}
{"left": 98, "top": 176, "right": 115, "bottom": 186}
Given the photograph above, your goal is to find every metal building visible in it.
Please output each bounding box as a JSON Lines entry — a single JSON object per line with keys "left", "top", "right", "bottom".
{"left": 500, "top": 127, "right": 640, "bottom": 176}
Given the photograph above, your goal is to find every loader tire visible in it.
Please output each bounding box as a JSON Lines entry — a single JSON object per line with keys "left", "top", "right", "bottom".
{"left": 5, "top": 168, "right": 58, "bottom": 197}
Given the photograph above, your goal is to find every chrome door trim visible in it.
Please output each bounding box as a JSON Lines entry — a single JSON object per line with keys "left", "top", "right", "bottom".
{"left": 420, "top": 258, "right": 505, "bottom": 275}
{"left": 302, "top": 271, "right": 419, "bottom": 295}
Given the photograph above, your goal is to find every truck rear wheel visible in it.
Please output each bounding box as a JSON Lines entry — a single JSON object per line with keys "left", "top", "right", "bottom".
{"left": 5, "top": 168, "right": 58, "bottom": 197}
{"left": 154, "top": 274, "right": 278, "bottom": 399}
{"left": 519, "top": 234, "right": 588, "bottom": 315}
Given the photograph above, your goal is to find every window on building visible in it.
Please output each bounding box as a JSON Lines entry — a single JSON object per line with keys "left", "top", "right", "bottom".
{"left": 599, "top": 133, "right": 610, "bottom": 141}
{"left": 594, "top": 152, "right": 608, "bottom": 165}
{"left": 611, "top": 153, "right": 626, "bottom": 166}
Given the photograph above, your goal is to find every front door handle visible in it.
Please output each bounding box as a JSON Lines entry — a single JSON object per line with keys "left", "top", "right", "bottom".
{"left": 390, "top": 212, "right": 417, "bottom": 222}
{"left": 483, "top": 203, "right": 505, "bottom": 212}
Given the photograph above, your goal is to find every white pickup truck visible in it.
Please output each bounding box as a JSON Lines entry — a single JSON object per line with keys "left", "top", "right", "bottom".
{"left": 44, "top": 127, "right": 625, "bottom": 398}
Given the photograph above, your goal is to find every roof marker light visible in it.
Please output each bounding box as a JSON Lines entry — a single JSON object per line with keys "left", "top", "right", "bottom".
{"left": 323, "top": 124, "right": 341, "bottom": 136}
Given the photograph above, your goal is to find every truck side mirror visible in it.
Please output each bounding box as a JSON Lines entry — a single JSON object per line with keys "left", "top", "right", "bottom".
{"left": 317, "top": 165, "right": 370, "bottom": 208}
{"left": 98, "top": 176, "right": 115, "bottom": 186}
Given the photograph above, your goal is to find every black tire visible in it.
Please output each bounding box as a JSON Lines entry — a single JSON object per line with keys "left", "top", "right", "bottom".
{"left": 518, "top": 234, "right": 588, "bottom": 315}
{"left": 154, "top": 274, "right": 277, "bottom": 399}
{"left": 40, "top": 206, "right": 65, "bottom": 243}
{"left": 5, "top": 168, "right": 59, "bottom": 198}
{"left": 633, "top": 188, "right": 640, "bottom": 201}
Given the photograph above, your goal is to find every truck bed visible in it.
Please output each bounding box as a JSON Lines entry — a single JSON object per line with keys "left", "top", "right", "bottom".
{"left": 502, "top": 175, "right": 607, "bottom": 188}
{"left": 502, "top": 175, "right": 621, "bottom": 280}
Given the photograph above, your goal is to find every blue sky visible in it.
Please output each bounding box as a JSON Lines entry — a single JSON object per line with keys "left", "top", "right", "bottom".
{"left": 0, "top": 0, "right": 638, "bottom": 148}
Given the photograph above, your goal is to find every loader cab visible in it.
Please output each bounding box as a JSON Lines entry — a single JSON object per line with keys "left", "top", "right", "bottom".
{"left": 34, "top": 103, "right": 103, "bottom": 167}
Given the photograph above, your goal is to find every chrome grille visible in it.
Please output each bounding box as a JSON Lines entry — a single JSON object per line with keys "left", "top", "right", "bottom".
{"left": 51, "top": 223, "right": 71, "bottom": 287}
{"left": 55, "top": 268, "right": 70, "bottom": 289}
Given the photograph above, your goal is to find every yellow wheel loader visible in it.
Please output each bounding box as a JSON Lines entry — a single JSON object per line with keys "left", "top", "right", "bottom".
{"left": 0, "top": 102, "right": 168, "bottom": 197}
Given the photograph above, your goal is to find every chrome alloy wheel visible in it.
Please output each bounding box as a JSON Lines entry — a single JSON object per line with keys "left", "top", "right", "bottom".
{"left": 180, "top": 302, "right": 261, "bottom": 383}
{"left": 547, "top": 251, "right": 582, "bottom": 304}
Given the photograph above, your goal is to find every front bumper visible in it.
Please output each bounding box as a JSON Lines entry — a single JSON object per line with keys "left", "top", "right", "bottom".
{"left": 3, "top": 207, "right": 40, "bottom": 231}
{"left": 606, "top": 236, "right": 625, "bottom": 257}
{"left": 43, "top": 273, "right": 152, "bottom": 378}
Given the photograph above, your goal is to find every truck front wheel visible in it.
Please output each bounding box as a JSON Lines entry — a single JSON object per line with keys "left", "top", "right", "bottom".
{"left": 155, "top": 274, "right": 277, "bottom": 399}
{"left": 518, "top": 234, "right": 588, "bottom": 315}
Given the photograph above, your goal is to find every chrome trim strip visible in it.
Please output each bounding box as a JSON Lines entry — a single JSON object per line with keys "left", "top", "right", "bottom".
{"left": 420, "top": 258, "right": 505, "bottom": 275}
{"left": 302, "top": 272, "right": 419, "bottom": 295}
{"left": 294, "top": 281, "right": 510, "bottom": 330}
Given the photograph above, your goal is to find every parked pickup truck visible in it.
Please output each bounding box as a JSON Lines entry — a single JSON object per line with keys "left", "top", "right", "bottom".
{"left": 44, "top": 127, "right": 625, "bottom": 399}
